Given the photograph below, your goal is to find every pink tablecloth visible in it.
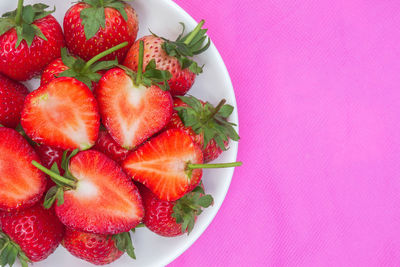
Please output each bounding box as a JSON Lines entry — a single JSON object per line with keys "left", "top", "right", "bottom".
{"left": 170, "top": 1, "right": 400, "bottom": 266}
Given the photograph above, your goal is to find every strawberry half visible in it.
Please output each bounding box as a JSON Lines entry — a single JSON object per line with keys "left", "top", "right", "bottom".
{"left": 123, "top": 129, "right": 242, "bottom": 201}
{"left": 0, "top": 127, "right": 46, "bottom": 211}
{"left": 0, "top": 202, "right": 64, "bottom": 265}
{"left": 96, "top": 40, "right": 173, "bottom": 150}
{"left": 32, "top": 150, "right": 144, "bottom": 235}
{"left": 41, "top": 42, "right": 128, "bottom": 89}
{"left": 124, "top": 20, "right": 210, "bottom": 96}
{"left": 63, "top": 227, "right": 137, "bottom": 265}
{"left": 0, "top": 1, "right": 65, "bottom": 81}
{"left": 93, "top": 129, "right": 130, "bottom": 163}
{"left": 123, "top": 129, "right": 203, "bottom": 201}
{"left": 21, "top": 77, "right": 100, "bottom": 150}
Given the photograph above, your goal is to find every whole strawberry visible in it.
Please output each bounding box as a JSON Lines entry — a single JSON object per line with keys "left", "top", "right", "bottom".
{"left": 93, "top": 129, "right": 129, "bottom": 163}
{"left": 138, "top": 183, "right": 213, "bottom": 237}
{"left": 63, "top": 228, "right": 136, "bottom": 265}
{"left": 0, "top": 203, "right": 64, "bottom": 266}
{"left": 124, "top": 20, "right": 210, "bottom": 96}
{"left": 41, "top": 42, "right": 128, "bottom": 89}
{"left": 0, "top": 0, "right": 65, "bottom": 81}
{"left": 166, "top": 96, "right": 239, "bottom": 162}
{"left": 0, "top": 74, "right": 29, "bottom": 128}
{"left": 64, "top": 0, "right": 138, "bottom": 63}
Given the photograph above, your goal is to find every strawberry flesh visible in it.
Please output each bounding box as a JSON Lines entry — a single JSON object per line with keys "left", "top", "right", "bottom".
{"left": 55, "top": 150, "right": 144, "bottom": 234}
{"left": 93, "top": 129, "right": 130, "bottom": 163}
{"left": 21, "top": 77, "right": 100, "bottom": 150}
{"left": 96, "top": 68, "right": 172, "bottom": 150}
{"left": 123, "top": 129, "right": 203, "bottom": 201}
{"left": 0, "top": 128, "right": 46, "bottom": 211}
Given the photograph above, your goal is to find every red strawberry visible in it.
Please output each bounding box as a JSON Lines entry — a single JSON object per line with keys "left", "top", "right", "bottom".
{"left": 0, "top": 1, "right": 65, "bottom": 81}
{"left": 64, "top": 1, "right": 138, "bottom": 63}
{"left": 32, "top": 150, "right": 144, "bottom": 235}
{"left": 138, "top": 183, "right": 213, "bottom": 237}
{"left": 41, "top": 42, "right": 128, "bottom": 89}
{"left": 33, "top": 144, "right": 64, "bottom": 191}
{"left": 123, "top": 129, "right": 203, "bottom": 201}
{"left": 93, "top": 129, "right": 129, "bottom": 163}
{"left": 0, "top": 202, "right": 64, "bottom": 265}
{"left": 123, "top": 129, "right": 242, "bottom": 201}
{"left": 96, "top": 41, "right": 173, "bottom": 150}
{"left": 21, "top": 77, "right": 100, "bottom": 150}
{"left": 0, "top": 73, "right": 29, "bottom": 128}
{"left": 167, "top": 96, "right": 239, "bottom": 162}
{"left": 0, "top": 127, "right": 46, "bottom": 211}
{"left": 63, "top": 227, "right": 137, "bottom": 265}
{"left": 123, "top": 20, "right": 210, "bottom": 96}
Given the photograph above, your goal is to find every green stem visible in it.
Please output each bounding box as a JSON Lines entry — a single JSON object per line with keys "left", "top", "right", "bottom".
{"left": 99, "top": 0, "right": 104, "bottom": 6}
{"left": 187, "top": 162, "right": 242, "bottom": 170}
{"left": 15, "top": 0, "right": 24, "bottom": 25}
{"left": 135, "top": 40, "right": 144, "bottom": 85}
{"left": 210, "top": 99, "right": 226, "bottom": 118}
{"left": 32, "top": 160, "right": 77, "bottom": 189}
{"left": 81, "top": 42, "right": 128, "bottom": 73}
{"left": 184, "top": 20, "right": 205, "bottom": 45}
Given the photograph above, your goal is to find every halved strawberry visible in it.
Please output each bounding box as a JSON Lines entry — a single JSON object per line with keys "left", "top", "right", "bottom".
{"left": 123, "top": 129, "right": 242, "bottom": 201}
{"left": 0, "top": 127, "right": 46, "bottom": 211}
{"left": 32, "top": 150, "right": 144, "bottom": 235}
{"left": 21, "top": 77, "right": 100, "bottom": 150}
{"left": 96, "top": 40, "right": 173, "bottom": 150}
{"left": 123, "top": 129, "right": 203, "bottom": 201}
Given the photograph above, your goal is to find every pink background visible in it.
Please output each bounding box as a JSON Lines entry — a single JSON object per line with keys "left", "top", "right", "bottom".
{"left": 170, "top": 0, "right": 400, "bottom": 266}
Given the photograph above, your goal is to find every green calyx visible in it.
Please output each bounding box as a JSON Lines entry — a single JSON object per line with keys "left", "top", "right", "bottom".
{"left": 0, "top": 232, "right": 30, "bottom": 267}
{"left": 80, "top": 0, "right": 132, "bottom": 40}
{"left": 31, "top": 149, "right": 80, "bottom": 209}
{"left": 58, "top": 42, "right": 128, "bottom": 89}
{"left": 171, "top": 184, "right": 214, "bottom": 234}
{"left": 152, "top": 20, "right": 210, "bottom": 75}
{"left": 112, "top": 230, "right": 136, "bottom": 260}
{"left": 118, "top": 40, "right": 172, "bottom": 91}
{"left": 0, "top": 0, "right": 55, "bottom": 48}
{"left": 175, "top": 95, "right": 240, "bottom": 150}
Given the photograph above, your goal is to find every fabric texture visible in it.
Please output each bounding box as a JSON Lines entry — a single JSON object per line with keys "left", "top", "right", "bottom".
{"left": 170, "top": 0, "right": 400, "bottom": 266}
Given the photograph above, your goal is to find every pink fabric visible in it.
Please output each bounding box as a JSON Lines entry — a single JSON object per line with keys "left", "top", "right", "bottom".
{"left": 170, "top": 0, "right": 400, "bottom": 266}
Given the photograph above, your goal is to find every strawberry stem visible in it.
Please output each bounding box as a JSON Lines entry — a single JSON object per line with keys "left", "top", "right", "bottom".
{"left": 81, "top": 42, "right": 128, "bottom": 73}
{"left": 15, "top": 0, "right": 24, "bottom": 25}
{"left": 209, "top": 99, "right": 226, "bottom": 118}
{"left": 187, "top": 161, "right": 242, "bottom": 170}
{"left": 184, "top": 20, "right": 205, "bottom": 45}
{"left": 31, "top": 160, "right": 77, "bottom": 189}
{"left": 136, "top": 40, "right": 144, "bottom": 85}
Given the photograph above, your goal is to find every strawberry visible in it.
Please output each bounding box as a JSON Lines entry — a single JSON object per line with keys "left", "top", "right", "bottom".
{"left": 124, "top": 20, "right": 210, "bottom": 96}
{"left": 96, "top": 40, "right": 173, "bottom": 150}
{"left": 0, "top": 74, "right": 29, "bottom": 128}
{"left": 33, "top": 144, "right": 64, "bottom": 191}
{"left": 21, "top": 77, "right": 100, "bottom": 150}
{"left": 138, "top": 183, "right": 213, "bottom": 237}
{"left": 93, "top": 129, "right": 129, "bottom": 163}
{"left": 0, "top": 1, "right": 65, "bottom": 81}
{"left": 0, "top": 127, "right": 46, "bottom": 211}
{"left": 123, "top": 129, "right": 242, "bottom": 201}
{"left": 64, "top": 0, "right": 138, "bottom": 63}
{"left": 63, "top": 227, "right": 137, "bottom": 265}
{"left": 167, "top": 96, "right": 239, "bottom": 162}
{"left": 32, "top": 150, "right": 144, "bottom": 235}
{"left": 41, "top": 42, "right": 128, "bottom": 89}
{"left": 0, "top": 202, "right": 64, "bottom": 266}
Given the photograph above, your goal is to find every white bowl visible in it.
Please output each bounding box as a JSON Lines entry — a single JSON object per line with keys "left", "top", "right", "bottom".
{"left": 0, "top": 0, "right": 239, "bottom": 266}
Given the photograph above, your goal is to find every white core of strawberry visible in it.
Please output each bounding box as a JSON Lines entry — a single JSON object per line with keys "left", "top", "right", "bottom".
{"left": 75, "top": 179, "right": 98, "bottom": 198}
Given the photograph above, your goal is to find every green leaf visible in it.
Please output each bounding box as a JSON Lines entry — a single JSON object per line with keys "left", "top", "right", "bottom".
{"left": 105, "top": 2, "right": 128, "bottom": 21}
{"left": 56, "top": 187, "right": 64, "bottom": 206}
{"left": 81, "top": 7, "right": 105, "bottom": 40}
{"left": 22, "top": 23, "right": 36, "bottom": 47}
{"left": 218, "top": 104, "right": 234, "bottom": 118}
{"left": 7, "top": 245, "right": 17, "bottom": 266}
{"left": 0, "top": 18, "right": 14, "bottom": 36}
{"left": 199, "top": 195, "right": 213, "bottom": 207}
{"left": 58, "top": 69, "right": 78, "bottom": 78}
{"left": 22, "top": 6, "right": 35, "bottom": 24}
{"left": 60, "top": 48, "right": 76, "bottom": 68}
{"left": 43, "top": 186, "right": 58, "bottom": 209}
{"left": 15, "top": 26, "right": 23, "bottom": 48}
{"left": 0, "top": 244, "right": 9, "bottom": 266}
{"left": 145, "top": 59, "right": 157, "bottom": 72}
{"left": 50, "top": 162, "right": 60, "bottom": 175}
{"left": 32, "top": 24, "right": 48, "bottom": 42}
{"left": 91, "top": 59, "right": 118, "bottom": 72}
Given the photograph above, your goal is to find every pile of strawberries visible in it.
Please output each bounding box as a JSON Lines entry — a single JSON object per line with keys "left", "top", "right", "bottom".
{"left": 0, "top": 0, "right": 240, "bottom": 266}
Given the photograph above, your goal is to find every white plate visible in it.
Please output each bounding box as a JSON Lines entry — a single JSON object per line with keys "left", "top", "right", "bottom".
{"left": 0, "top": 0, "right": 239, "bottom": 266}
